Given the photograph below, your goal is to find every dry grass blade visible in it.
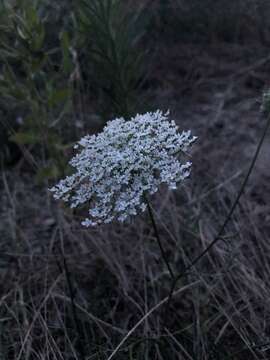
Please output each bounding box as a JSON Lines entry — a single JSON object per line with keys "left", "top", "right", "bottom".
{"left": 106, "top": 280, "right": 201, "bottom": 360}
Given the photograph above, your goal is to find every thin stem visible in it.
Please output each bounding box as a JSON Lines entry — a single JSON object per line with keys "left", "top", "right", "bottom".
{"left": 56, "top": 249, "right": 85, "bottom": 360}
{"left": 145, "top": 196, "right": 174, "bottom": 280}
{"left": 164, "top": 113, "right": 270, "bottom": 319}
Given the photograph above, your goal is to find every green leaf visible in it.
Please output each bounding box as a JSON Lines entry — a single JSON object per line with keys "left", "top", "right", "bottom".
{"left": 10, "top": 131, "right": 41, "bottom": 145}
{"left": 60, "top": 31, "right": 73, "bottom": 74}
{"left": 25, "top": 5, "right": 39, "bottom": 29}
{"left": 30, "top": 52, "right": 47, "bottom": 73}
{"left": 31, "top": 22, "right": 45, "bottom": 51}
{"left": 16, "top": 25, "right": 28, "bottom": 40}
{"left": 36, "top": 164, "right": 60, "bottom": 182}
{"left": 48, "top": 88, "right": 71, "bottom": 108}
{"left": 46, "top": 132, "right": 63, "bottom": 147}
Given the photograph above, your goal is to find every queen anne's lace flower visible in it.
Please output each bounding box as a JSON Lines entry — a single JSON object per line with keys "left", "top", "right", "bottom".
{"left": 49, "top": 110, "right": 197, "bottom": 226}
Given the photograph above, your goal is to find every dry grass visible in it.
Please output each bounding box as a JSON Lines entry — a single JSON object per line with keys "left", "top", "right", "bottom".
{"left": 1, "top": 123, "right": 270, "bottom": 359}
{"left": 1, "top": 2, "right": 270, "bottom": 359}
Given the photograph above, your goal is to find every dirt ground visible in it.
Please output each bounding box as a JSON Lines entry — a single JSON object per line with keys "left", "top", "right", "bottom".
{"left": 149, "top": 41, "right": 270, "bottom": 202}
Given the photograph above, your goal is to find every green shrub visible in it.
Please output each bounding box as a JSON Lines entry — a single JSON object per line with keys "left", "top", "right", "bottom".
{"left": 0, "top": 0, "right": 75, "bottom": 179}
{"left": 76, "top": 0, "right": 149, "bottom": 118}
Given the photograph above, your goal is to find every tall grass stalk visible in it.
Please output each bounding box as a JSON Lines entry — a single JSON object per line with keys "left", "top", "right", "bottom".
{"left": 56, "top": 248, "right": 86, "bottom": 360}
{"left": 164, "top": 112, "right": 270, "bottom": 328}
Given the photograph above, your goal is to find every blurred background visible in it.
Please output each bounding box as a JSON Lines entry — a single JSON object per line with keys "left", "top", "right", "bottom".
{"left": 1, "top": 0, "right": 270, "bottom": 359}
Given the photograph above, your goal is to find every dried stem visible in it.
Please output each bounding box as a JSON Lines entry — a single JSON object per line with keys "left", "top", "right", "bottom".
{"left": 56, "top": 248, "right": 86, "bottom": 360}
{"left": 164, "top": 113, "right": 270, "bottom": 322}
{"left": 145, "top": 196, "right": 175, "bottom": 280}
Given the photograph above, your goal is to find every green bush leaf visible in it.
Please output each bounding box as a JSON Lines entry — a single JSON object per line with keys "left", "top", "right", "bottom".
{"left": 36, "top": 164, "right": 60, "bottom": 182}
{"left": 10, "top": 131, "right": 41, "bottom": 145}
{"left": 48, "top": 88, "right": 71, "bottom": 107}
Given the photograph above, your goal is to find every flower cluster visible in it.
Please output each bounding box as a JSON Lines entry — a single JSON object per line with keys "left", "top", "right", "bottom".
{"left": 49, "top": 110, "right": 197, "bottom": 226}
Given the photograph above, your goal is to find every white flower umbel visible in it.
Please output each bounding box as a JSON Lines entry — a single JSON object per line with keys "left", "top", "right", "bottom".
{"left": 49, "top": 110, "right": 197, "bottom": 226}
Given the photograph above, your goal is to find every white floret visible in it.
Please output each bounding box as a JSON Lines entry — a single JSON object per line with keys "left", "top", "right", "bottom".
{"left": 49, "top": 110, "right": 197, "bottom": 226}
